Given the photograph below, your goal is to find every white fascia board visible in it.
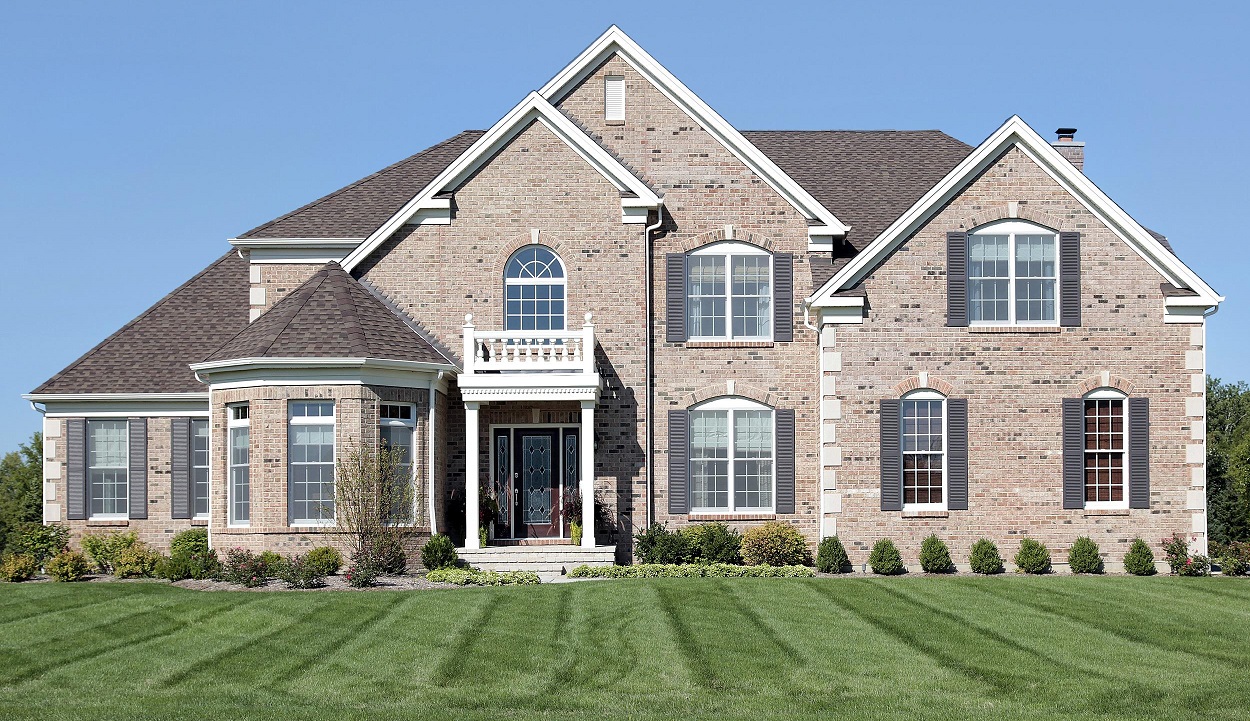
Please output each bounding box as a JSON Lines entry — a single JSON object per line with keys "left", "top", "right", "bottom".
{"left": 539, "top": 26, "right": 849, "bottom": 237}
{"left": 190, "top": 356, "right": 457, "bottom": 374}
{"left": 189, "top": 357, "right": 457, "bottom": 391}
{"left": 23, "top": 393, "right": 210, "bottom": 418}
{"left": 341, "top": 92, "right": 661, "bottom": 272}
{"left": 229, "top": 238, "right": 364, "bottom": 265}
{"left": 807, "top": 115, "right": 1223, "bottom": 308}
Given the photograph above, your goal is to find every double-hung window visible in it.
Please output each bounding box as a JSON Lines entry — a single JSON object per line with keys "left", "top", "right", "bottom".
{"left": 190, "top": 418, "right": 209, "bottom": 518}
{"left": 88, "top": 419, "right": 128, "bottom": 519}
{"left": 1084, "top": 390, "right": 1127, "bottom": 508}
{"left": 686, "top": 243, "right": 772, "bottom": 341}
{"left": 380, "top": 403, "right": 416, "bottom": 523}
{"left": 289, "top": 401, "right": 336, "bottom": 525}
{"left": 968, "top": 221, "right": 1058, "bottom": 325}
{"left": 689, "top": 398, "right": 774, "bottom": 513}
{"left": 228, "top": 405, "right": 250, "bottom": 526}
{"left": 901, "top": 391, "right": 946, "bottom": 509}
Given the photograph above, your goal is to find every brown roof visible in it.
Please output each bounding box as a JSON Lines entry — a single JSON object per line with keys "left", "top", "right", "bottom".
{"left": 204, "top": 262, "right": 453, "bottom": 366}
{"left": 32, "top": 251, "right": 250, "bottom": 395}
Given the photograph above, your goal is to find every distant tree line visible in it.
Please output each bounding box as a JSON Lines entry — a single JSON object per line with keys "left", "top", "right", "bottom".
{"left": 0, "top": 433, "right": 41, "bottom": 553}
{"left": 1207, "top": 377, "right": 1250, "bottom": 547}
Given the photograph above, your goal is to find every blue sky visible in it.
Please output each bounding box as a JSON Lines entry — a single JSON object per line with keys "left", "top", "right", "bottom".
{"left": 1, "top": 0, "right": 1247, "bottom": 452}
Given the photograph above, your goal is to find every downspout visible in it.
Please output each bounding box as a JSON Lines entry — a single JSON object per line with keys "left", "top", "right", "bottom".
{"left": 643, "top": 202, "right": 665, "bottom": 531}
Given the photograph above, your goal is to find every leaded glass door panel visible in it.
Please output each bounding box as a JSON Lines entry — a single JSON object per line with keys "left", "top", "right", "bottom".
{"left": 512, "top": 429, "right": 560, "bottom": 538}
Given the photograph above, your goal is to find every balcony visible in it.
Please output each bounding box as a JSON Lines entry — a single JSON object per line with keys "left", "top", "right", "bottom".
{"left": 457, "top": 313, "right": 600, "bottom": 402}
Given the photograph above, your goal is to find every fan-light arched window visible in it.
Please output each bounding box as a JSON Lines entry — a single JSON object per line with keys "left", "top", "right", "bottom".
{"left": 505, "top": 247, "right": 566, "bottom": 332}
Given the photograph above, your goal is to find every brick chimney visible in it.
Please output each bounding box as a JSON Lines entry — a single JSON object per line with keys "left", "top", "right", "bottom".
{"left": 1052, "top": 127, "right": 1084, "bottom": 172}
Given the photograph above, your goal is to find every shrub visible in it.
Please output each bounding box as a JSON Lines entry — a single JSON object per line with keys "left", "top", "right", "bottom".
{"left": 306, "top": 546, "right": 344, "bottom": 576}
{"left": 373, "top": 536, "right": 407, "bottom": 575}
{"left": 278, "top": 554, "right": 327, "bottom": 589}
{"left": 426, "top": 567, "right": 542, "bottom": 585}
{"left": 634, "top": 523, "right": 689, "bottom": 565}
{"left": 816, "top": 536, "right": 852, "bottom": 574}
{"left": 344, "top": 560, "right": 378, "bottom": 588}
{"left": 11, "top": 523, "right": 71, "bottom": 566}
{"left": 81, "top": 531, "right": 138, "bottom": 574}
{"left": 919, "top": 535, "right": 955, "bottom": 574}
{"left": 1162, "top": 535, "right": 1190, "bottom": 574}
{"left": 969, "top": 538, "right": 1004, "bottom": 575}
{"left": 567, "top": 563, "right": 815, "bottom": 579}
{"left": 1068, "top": 537, "right": 1103, "bottom": 574}
{"left": 258, "top": 550, "right": 284, "bottom": 574}
{"left": 169, "top": 528, "right": 209, "bottom": 559}
{"left": 420, "top": 534, "right": 459, "bottom": 571}
{"left": 155, "top": 550, "right": 220, "bottom": 582}
{"left": 1216, "top": 541, "right": 1250, "bottom": 576}
{"left": 740, "top": 521, "right": 813, "bottom": 567}
{"left": 1123, "top": 538, "right": 1157, "bottom": 576}
{"left": 221, "top": 547, "right": 269, "bottom": 587}
{"left": 868, "top": 539, "right": 905, "bottom": 575}
{"left": 1177, "top": 555, "right": 1211, "bottom": 577}
{"left": 114, "top": 543, "right": 162, "bottom": 579}
{"left": 1014, "top": 538, "right": 1051, "bottom": 574}
{"left": 682, "top": 523, "right": 742, "bottom": 565}
{"left": 46, "top": 550, "right": 90, "bottom": 582}
{"left": 1, "top": 554, "right": 39, "bottom": 582}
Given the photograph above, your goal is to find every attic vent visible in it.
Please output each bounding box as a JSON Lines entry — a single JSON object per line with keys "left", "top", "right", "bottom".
{"left": 605, "top": 75, "right": 625, "bottom": 122}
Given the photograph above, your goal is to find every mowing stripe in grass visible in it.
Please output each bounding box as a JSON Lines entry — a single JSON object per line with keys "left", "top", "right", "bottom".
{"left": 541, "top": 583, "right": 578, "bottom": 693}
{"left": 265, "top": 594, "right": 409, "bottom": 689}
{"left": 428, "top": 590, "right": 503, "bottom": 687}
{"left": 655, "top": 583, "right": 720, "bottom": 690}
{"left": 0, "top": 591, "right": 137, "bottom": 628}
{"left": 717, "top": 580, "right": 802, "bottom": 665}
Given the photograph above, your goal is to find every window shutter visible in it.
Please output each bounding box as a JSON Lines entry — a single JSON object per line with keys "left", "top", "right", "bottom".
{"left": 1128, "top": 398, "right": 1150, "bottom": 509}
{"left": 775, "top": 408, "right": 796, "bottom": 513}
{"left": 66, "top": 418, "right": 87, "bottom": 520}
{"left": 880, "top": 399, "right": 902, "bottom": 511}
{"left": 1062, "top": 398, "right": 1085, "bottom": 509}
{"left": 946, "top": 231, "right": 968, "bottom": 327}
{"left": 604, "top": 76, "right": 625, "bottom": 121}
{"left": 1060, "top": 232, "right": 1081, "bottom": 327}
{"left": 128, "top": 418, "right": 148, "bottom": 520}
{"left": 772, "top": 253, "right": 794, "bottom": 342}
{"left": 667, "top": 410, "right": 689, "bottom": 514}
{"left": 666, "top": 253, "right": 687, "bottom": 343}
{"left": 170, "top": 417, "right": 191, "bottom": 519}
{"left": 947, "top": 398, "right": 969, "bottom": 510}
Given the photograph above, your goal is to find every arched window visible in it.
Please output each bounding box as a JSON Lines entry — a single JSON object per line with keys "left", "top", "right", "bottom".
{"left": 1082, "top": 388, "right": 1127, "bottom": 508}
{"left": 504, "top": 246, "right": 566, "bottom": 332}
{"left": 968, "top": 220, "right": 1058, "bottom": 325}
{"left": 689, "top": 396, "right": 775, "bottom": 512}
{"left": 901, "top": 389, "right": 946, "bottom": 509}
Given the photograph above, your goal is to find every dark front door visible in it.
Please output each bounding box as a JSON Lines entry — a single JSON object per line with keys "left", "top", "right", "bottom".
{"left": 513, "top": 429, "right": 560, "bottom": 538}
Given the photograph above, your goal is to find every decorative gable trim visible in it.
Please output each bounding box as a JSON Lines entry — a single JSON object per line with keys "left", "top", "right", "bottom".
{"left": 341, "top": 92, "right": 662, "bottom": 272}
{"left": 539, "top": 26, "right": 850, "bottom": 247}
{"left": 807, "top": 115, "right": 1223, "bottom": 315}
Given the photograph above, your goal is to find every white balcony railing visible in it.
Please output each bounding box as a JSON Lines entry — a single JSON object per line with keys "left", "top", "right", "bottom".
{"left": 462, "top": 313, "right": 595, "bottom": 376}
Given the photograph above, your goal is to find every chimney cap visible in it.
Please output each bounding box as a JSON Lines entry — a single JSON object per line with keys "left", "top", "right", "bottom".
{"left": 1055, "top": 127, "right": 1078, "bottom": 142}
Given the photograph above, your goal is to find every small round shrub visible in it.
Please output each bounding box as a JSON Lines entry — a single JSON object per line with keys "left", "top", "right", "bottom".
{"left": 306, "top": 546, "right": 344, "bottom": 576}
{"left": 740, "top": 521, "right": 813, "bottom": 567}
{"left": 373, "top": 537, "right": 407, "bottom": 575}
{"left": 1, "top": 554, "right": 39, "bottom": 582}
{"left": 969, "top": 538, "right": 1004, "bottom": 575}
{"left": 816, "top": 536, "right": 852, "bottom": 574}
{"left": 46, "top": 550, "right": 91, "bottom": 582}
{"left": 114, "top": 543, "right": 162, "bottom": 579}
{"left": 1068, "top": 537, "right": 1103, "bottom": 574}
{"left": 221, "top": 547, "right": 269, "bottom": 587}
{"left": 1177, "top": 555, "right": 1211, "bottom": 577}
{"left": 1014, "top": 538, "right": 1051, "bottom": 574}
{"left": 169, "top": 528, "right": 209, "bottom": 559}
{"left": 919, "top": 535, "right": 955, "bottom": 574}
{"left": 1123, "top": 538, "right": 1157, "bottom": 576}
{"left": 259, "top": 550, "right": 285, "bottom": 575}
{"left": 634, "top": 524, "right": 690, "bottom": 564}
{"left": 868, "top": 539, "right": 905, "bottom": 575}
{"left": 1162, "top": 535, "right": 1190, "bottom": 574}
{"left": 682, "top": 523, "right": 742, "bottom": 565}
{"left": 345, "top": 558, "right": 378, "bottom": 588}
{"left": 278, "top": 554, "right": 326, "bottom": 589}
{"left": 1217, "top": 542, "right": 1249, "bottom": 576}
{"left": 421, "top": 534, "right": 459, "bottom": 570}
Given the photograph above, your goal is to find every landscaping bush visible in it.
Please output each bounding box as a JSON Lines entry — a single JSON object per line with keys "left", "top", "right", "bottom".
{"left": 154, "top": 550, "right": 221, "bottom": 582}
{"left": 221, "top": 547, "right": 269, "bottom": 587}
{"left": 740, "top": 521, "right": 812, "bottom": 567}
{"left": 816, "top": 536, "right": 852, "bottom": 574}
{"left": 1014, "top": 538, "right": 1051, "bottom": 574}
{"left": 1215, "top": 541, "right": 1250, "bottom": 576}
{"left": 634, "top": 523, "right": 689, "bottom": 564}
{"left": 345, "top": 557, "right": 378, "bottom": 588}
{"left": 169, "top": 528, "right": 209, "bottom": 559}
{"left": 278, "top": 554, "right": 327, "bottom": 589}
{"left": 868, "top": 539, "right": 905, "bottom": 575}
{"left": 306, "top": 546, "right": 344, "bottom": 576}
{"left": 81, "top": 530, "right": 138, "bottom": 574}
{"left": 259, "top": 550, "right": 284, "bottom": 574}
{"left": 1, "top": 553, "right": 39, "bottom": 582}
{"left": 1162, "top": 535, "right": 1190, "bottom": 574}
{"left": 1177, "top": 555, "right": 1211, "bottom": 577}
{"left": 11, "top": 522, "right": 70, "bottom": 566}
{"left": 1068, "top": 537, "right": 1103, "bottom": 574}
{"left": 919, "top": 535, "right": 954, "bottom": 574}
{"left": 681, "top": 523, "right": 742, "bottom": 565}
{"left": 420, "top": 534, "right": 459, "bottom": 571}
{"left": 114, "top": 543, "right": 162, "bottom": 579}
{"left": 46, "top": 550, "right": 90, "bottom": 582}
{"left": 567, "top": 563, "right": 815, "bottom": 579}
{"left": 1123, "top": 538, "right": 1157, "bottom": 576}
{"left": 373, "top": 536, "right": 407, "bottom": 575}
{"left": 427, "top": 567, "right": 541, "bottom": 586}
{"left": 969, "top": 538, "right": 1004, "bottom": 575}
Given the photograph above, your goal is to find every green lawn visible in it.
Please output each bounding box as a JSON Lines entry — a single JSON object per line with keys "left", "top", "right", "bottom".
{"left": 1, "top": 576, "right": 1247, "bottom": 720}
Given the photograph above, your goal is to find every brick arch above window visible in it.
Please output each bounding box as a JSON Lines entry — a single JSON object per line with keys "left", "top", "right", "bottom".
{"left": 1076, "top": 373, "right": 1136, "bottom": 396}
{"left": 678, "top": 226, "right": 777, "bottom": 253}
{"left": 954, "top": 203, "right": 1069, "bottom": 234}
{"left": 684, "top": 382, "right": 776, "bottom": 409}
{"left": 892, "top": 375, "right": 955, "bottom": 397}
{"left": 493, "top": 233, "right": 575, "bottom": 278}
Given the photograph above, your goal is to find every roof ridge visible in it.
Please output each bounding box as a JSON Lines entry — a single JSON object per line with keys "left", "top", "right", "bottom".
{"left": 328, "top": 266, "right": 371, "bottom": 357}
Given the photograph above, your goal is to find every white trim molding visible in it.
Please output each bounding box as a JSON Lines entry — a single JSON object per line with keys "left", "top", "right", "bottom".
{"left": 189, "top": 357, "right": 457, "bottom": 391}
{"left": 228, "top": 237, "right": 363, "bottom": 264}
{"left": 24, "top": 392, "right": 209, "bottom": 418}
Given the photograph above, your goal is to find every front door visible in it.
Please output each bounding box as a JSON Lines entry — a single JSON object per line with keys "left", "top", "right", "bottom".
{"left": 514, "top": 429, "right": 560, "bottom": 538}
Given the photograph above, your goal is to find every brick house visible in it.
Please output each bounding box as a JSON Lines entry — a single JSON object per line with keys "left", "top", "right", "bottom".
{"left": 27, "top": 27, "right": 1222, "bottom": 571}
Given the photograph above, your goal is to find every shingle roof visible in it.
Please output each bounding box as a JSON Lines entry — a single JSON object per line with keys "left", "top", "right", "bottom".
{"left": 204, "top": 262, "right": 452, "bottom": 365}
{"left": 32, "top": 251, "right": 250, "bottom": 395}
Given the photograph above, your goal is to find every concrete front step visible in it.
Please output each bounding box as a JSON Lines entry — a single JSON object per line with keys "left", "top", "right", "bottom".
{"left": 458, "top": 545, "right": 616, "bottom": 575}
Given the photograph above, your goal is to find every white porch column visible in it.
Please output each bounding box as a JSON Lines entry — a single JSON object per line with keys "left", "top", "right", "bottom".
{"left": 580, "top": 399, "right": 595, "bottom": 548}
{"left": 464, "top": 401, "right": 481, "bottom": 550}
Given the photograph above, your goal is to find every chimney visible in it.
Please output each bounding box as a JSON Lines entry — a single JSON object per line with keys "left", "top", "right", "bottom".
{"left": 1052, "top": 127, "right": 1084, "bottom": 172}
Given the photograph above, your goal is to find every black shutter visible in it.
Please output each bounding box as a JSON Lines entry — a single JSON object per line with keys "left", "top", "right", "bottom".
{"left": 1128, "top": 398, "right": 1150, "bottom": 509}
{"left": 880, "top": 399, "right": 902, "bottom": 511}
{"left": 668, "top": 410, "right": 689, "bottom": 513}
{"left": 1062, "top": 398, "right": 1085, "bottom": 509}
{"left": 773, "top": 253, "right": 794, "bottom": 343}
{"left": 128, "top": 418, "right": 148, "bottom": 520}
{"left": 170, "top": 417, "right": 191, "bottom": 519}
{"left": 774, "top": 408, "right": 795, "bottom": 513}
{"left": 66, "top": 419, "right": 86, "bottom": 520}
{"left": 665, "top": 253, "right": 687, "bottom": 343}
{"left": 1060, "top": 232, "right": 1081, "bottom": 327}
{"left": 947, "top": 398, "right": 969, "bottom": 510}
{"left": 946, "top": 231, "right": 968, "bottom": 327}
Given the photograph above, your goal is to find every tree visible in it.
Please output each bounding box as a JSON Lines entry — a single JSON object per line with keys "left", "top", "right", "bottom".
{"left": 333, "top": 442, "right": 423, "bottom": 576}
{"left": 0, "top": 432, "right": 43, "bottom": 554}
{"left": 1207, "top": 377, "right": 1250, "bottom": 547}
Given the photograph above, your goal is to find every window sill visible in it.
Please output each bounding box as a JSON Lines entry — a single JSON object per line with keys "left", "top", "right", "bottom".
{"left": 1083, "top": 508, "right": 1130, "bottom": 517}
{"left": 685, "top": 341, "right": 775, "bottom": 349}
{"left": 967, "top": 326, "right": 1062, "bottom": 334}
{"left": 688, "top": 513, "right": 776, "bottom": 521}
{"left": 902, "top": 510, "right": 949, "bottom": 518}
{"left": 86, "top": 519, "right": 129, "bottom": 527}
{"left": 605, "top": 119, "right": 625, "bottom": 126}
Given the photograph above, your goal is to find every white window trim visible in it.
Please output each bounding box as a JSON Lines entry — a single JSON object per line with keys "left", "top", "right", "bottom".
{"left": 289, "top": 401, "right": 337, "bottom": 527}
{"left": 1083, "top": 388, "right": 1129, "bottom": 510}
{"left": 380, "top": 402, "right": 419, "bottom": 525}
{"left": 87, "top": 419, "right": 128, "bottom": 520}
{"left": 687, "top": 241, "right": 774, "bottom": 342}
{"left": 227, "top": 405, "right": 250, "bottom": 527}
{"left": 504, "top": 246, "right": 568, "bottom": 332}
{"left": 968, "top": 219, "right": 1059, "bottom": 327}
{"left": 190, "top": 418, "right": 210, "bottom": 520}
{"left": 689, "top": 396, "right": 776, "bottom": 514}
{"left": 900, "top": 389, "right": 947, "bottom": 512}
